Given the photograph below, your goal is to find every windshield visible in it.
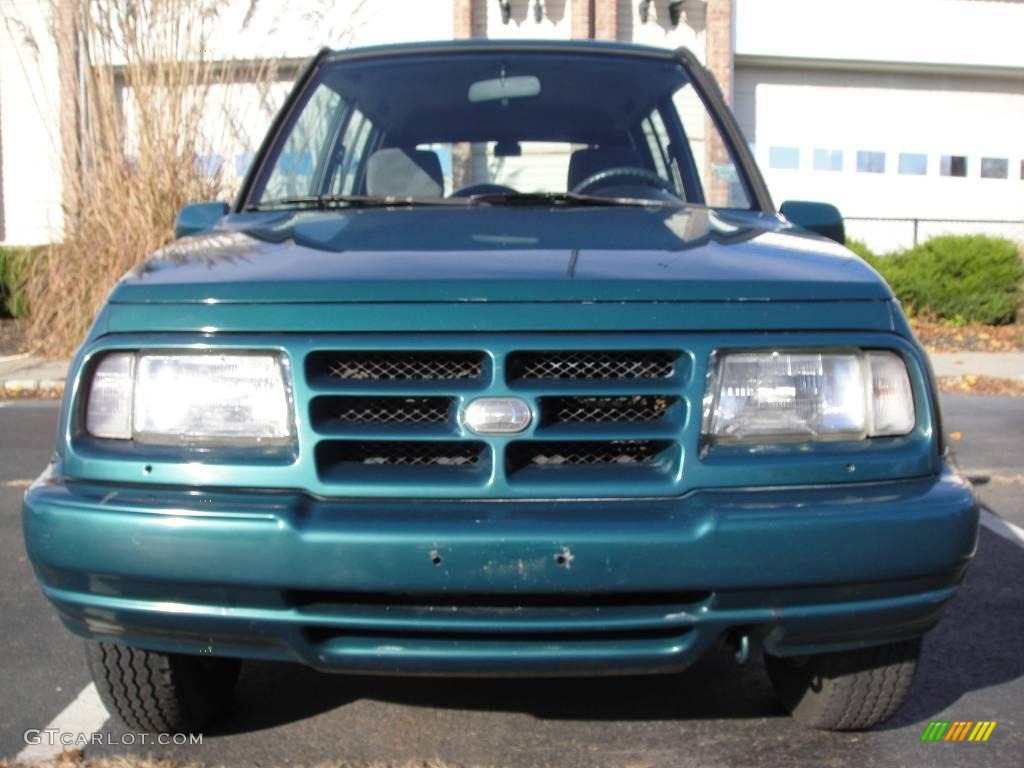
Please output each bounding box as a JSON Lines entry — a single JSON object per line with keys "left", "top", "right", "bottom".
{"left": 249, "top": 49, "right": 755, "bottom": 210}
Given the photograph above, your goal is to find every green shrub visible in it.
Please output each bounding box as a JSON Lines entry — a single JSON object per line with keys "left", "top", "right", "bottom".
{"left": 845, "top": 238, "right": 880, "bottom": 264}
{"left": 0, "top": 247, "right": 31, "bottom": 319}
{"left": 850, "top": 235, "right": 1023, "bottom": 325}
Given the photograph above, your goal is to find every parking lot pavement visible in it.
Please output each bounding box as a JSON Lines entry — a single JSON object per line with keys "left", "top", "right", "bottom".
{"left": 1, "top": 396, "right": 1021, "bottom": 767}
{"left": 943, "top": 396, "right": 1024, "bottom": 528}
{"left": 0, "top": 403, "right": 92, "bottom": 761}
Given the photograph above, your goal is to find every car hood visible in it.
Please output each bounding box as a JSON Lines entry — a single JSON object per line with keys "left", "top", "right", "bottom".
{"left": 110, "top": 206, "right": 891, "bottom": 304}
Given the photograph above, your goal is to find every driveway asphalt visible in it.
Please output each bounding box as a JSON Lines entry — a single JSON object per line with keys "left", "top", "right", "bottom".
{"left": 1, "top": 395, "right": 1021, "bottom": 768}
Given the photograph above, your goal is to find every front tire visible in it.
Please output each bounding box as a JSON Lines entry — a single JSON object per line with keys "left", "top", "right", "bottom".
{"left": 85, "top": 641, "right": 240, "bottom": 733}
{"left": 764, "top": 638, "right": 922, "bottom": 730}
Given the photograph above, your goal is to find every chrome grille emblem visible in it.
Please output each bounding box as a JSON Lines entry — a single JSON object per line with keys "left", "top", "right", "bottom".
{"left": 462, "top": 397, "right": 532, "bottom": 435}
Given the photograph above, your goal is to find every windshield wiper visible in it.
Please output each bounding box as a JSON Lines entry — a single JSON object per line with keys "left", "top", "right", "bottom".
{"left": 247, "top": 194, "right": 472, "bottom": 211}
{"left": 466, "top": 191, "right": 682, "bottom": 209}
{"left": 247, "top": 191, "right": 683, "bottom": 212}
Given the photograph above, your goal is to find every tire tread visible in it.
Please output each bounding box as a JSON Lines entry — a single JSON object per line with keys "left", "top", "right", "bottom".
{"left": 766, "top": 638, "right": 922, "bottom": 731}
{"left": 85, "top": 641, "right": 238, "bottom": 733}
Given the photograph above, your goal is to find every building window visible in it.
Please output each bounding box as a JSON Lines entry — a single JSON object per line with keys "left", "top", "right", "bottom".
{"left": 856, "top": 151, "right": 885, "bottom": 174}
{"left": 898, "top": 153, "right": 927, "bottom": 176}
{"left": 980, "top": 158, "right": 1008, "bottom": 179}
{"left": 940, "top": 155, "right": 968, "bottom": 177}
{"left": 768, "top": 147, "right": 800, "bottom": 170}
{"left": 812, "top": 149, "right": 843, "bottom": 172}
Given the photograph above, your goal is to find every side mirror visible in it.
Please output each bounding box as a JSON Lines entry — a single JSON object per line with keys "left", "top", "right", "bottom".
{"left": 174, "top": 202, "right": 229, "bottom": 239}
{"left": 780, "top": 201, "right": 845, "bottom": 245}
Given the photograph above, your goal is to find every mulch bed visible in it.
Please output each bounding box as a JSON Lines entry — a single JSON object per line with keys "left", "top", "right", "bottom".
{"left": 937, "top": 375, "right": 1024, "bottom": 397}
{"left": 910, "top": 316, "right": 1023, "bottom": 353}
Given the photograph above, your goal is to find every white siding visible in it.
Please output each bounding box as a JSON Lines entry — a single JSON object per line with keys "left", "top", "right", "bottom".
{"left": 0, "top": 0, "right": 65, "bottom": 245}
{"left": 735, "top": 0, "right": 1024, "bottom": 72}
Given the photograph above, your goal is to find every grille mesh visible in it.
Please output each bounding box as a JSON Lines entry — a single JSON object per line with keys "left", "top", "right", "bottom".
{"left": 322, "top": 352, "right": 483, "bottom": 382}
{"left": 323, "top": 441, "right": 483, "bottom": 467}
{"left": 329, "top": 397, "right": 451, "bottom": 425}
{"left": 510, "top": 440, "right": 668, "bottom": 467}
{"left": 543, "top": 396, "right": 673, "bottom": 424}
{"left": 308, "top": 344, "right": 682, "bottom": 491}
{"left": 508, "top": 351, "right": 674, "bottom": 381}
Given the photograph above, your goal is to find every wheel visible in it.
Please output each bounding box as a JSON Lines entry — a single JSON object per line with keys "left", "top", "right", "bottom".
{"left": 764, "top": 638, "right": 922, "bottom": 731}
{"left": 85, "top": 640, "right": 240, "bottom": 733}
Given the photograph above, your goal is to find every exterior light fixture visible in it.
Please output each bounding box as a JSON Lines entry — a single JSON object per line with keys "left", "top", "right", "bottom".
{"left": 534, "top": 0, "right": 544, "bottom": 23}
{"left": 668, "top": 1, "right": 685, "bottom": 27}
{"left": 639, "top": 0, "right": 652, "bottom": 23}
{"left": 497, "top": 0, "right": 512, "bottom": 24}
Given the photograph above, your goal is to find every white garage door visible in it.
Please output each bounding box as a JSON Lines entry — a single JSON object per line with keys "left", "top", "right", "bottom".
{"left": 734, "top": 65, "right": 1024, "bottom": 248}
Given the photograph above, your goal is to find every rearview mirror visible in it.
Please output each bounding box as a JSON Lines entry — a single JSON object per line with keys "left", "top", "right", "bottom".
{"left": 468, "top": 75, "right": 541, "bottom": 103}
{"left": 780, "top": 201, "right": 845, "bottom": 245}
{"left": 174, "top": 202, "right": 229, "bottom": 239}
{"left": 494, "top": 139, "right": 522, "bottom": 157}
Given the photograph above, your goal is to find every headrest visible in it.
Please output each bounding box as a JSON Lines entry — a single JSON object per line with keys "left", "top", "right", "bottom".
{"left": 366, "top": 148, "right": 444, "bottom": 198}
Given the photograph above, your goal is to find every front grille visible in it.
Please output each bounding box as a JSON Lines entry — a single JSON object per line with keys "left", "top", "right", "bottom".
{"left": 307, "top": 341, "right": 685, "bottom": 495}
{"left": 324, "top": 396, "right": 451, "bottom": 425}
{"left": 310, "top": 351, "right": 484, "bottom": 382}
{"left": 507, "top": 351, "right": 674, "bottom": 381}
{"left": 541, "top": 395, "right": 674, "bottom": 425}
{"left": 508, "top": 440, "right": 670, "bottom": 468}
{"left": 319, "top": 441, "right": 484, "bottom": 467}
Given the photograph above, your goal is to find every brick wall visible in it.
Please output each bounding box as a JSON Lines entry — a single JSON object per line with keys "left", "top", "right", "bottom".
{"left": 594, "top": 0, "right": 616, "bottom": 39}
{"left": 453, "top": 0, "right": 488, "bottom": 38}
{"left": 705, "top": 0, "right": 733, "bottom": 104}
{"left": 571, "top": 0, "right": 594, "bottom": 38}
{"left": 704, "top": 0, "right": 734, "bottom": 205}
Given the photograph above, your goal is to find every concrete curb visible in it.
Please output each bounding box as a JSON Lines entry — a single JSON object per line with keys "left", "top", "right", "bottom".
{"left": 0, "top": 356, "right": 69, "bottom": 398}
{"left": 929, "top": 352, "right": 1024, "bottom": 380}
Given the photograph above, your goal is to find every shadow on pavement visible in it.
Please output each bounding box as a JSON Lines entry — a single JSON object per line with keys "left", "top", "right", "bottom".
{"left": 216, "top": 642, "right": 781, "bottom": 737}
{"left": 889, "top": 525, "right": 1024, "bottom": 728}
{"left": 211, "top": 528, "right": 1021, "bottom": 737}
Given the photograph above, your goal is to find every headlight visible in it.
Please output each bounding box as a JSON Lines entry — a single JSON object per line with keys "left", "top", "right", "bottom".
{"left": 702, "top": 350, "right": 914, "bottom": 443}
{"left": 85, "top": 352, "right": 293, "bottom": 445}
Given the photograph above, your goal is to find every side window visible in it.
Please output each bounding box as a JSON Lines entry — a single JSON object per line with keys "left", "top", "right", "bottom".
{"left": 641, "top": 115, "right": 669, "bottom": 179}
{"left": 671, "top": 84, "right": 751, "bottom": 209}
{"left": 330, "top": 108, "right": 377, "bottom": 195}
{"left": 262, "top": 85, "right": 345, "bottom": 201}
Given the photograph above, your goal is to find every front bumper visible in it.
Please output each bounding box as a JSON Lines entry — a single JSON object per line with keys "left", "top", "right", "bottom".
{"left": 24, "top": 464, "right": 978, "bottom": 675}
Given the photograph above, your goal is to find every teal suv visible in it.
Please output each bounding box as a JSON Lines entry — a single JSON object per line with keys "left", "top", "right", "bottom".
{"left": 24, "top": 41, "right": 978, "bottom": 732}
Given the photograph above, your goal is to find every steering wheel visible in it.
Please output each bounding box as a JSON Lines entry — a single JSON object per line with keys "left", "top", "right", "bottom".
{"left": 451, "top": 183, "right": 519, "bottom": 198}
{"left": 571, "top": 167, "right": 677, "bottom": 196}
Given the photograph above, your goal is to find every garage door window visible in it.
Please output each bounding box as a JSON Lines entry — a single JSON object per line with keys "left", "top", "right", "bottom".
{"left": 768, "top": 147, "right": 799, "bottom": 170}
{"left": 812, "top": 149, "right": 843, "bottom": 172}
{"left": 898, "top": 153, "right": 927, "bottom": 176}
{"left": 980, "top": 158, "right": 1008, "bottom": 179}
{"left": 940, "top": 155, "right": 968, "bottom": 177}
{"left": 856, "top": 151, "right": 885, "bottom": 174}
